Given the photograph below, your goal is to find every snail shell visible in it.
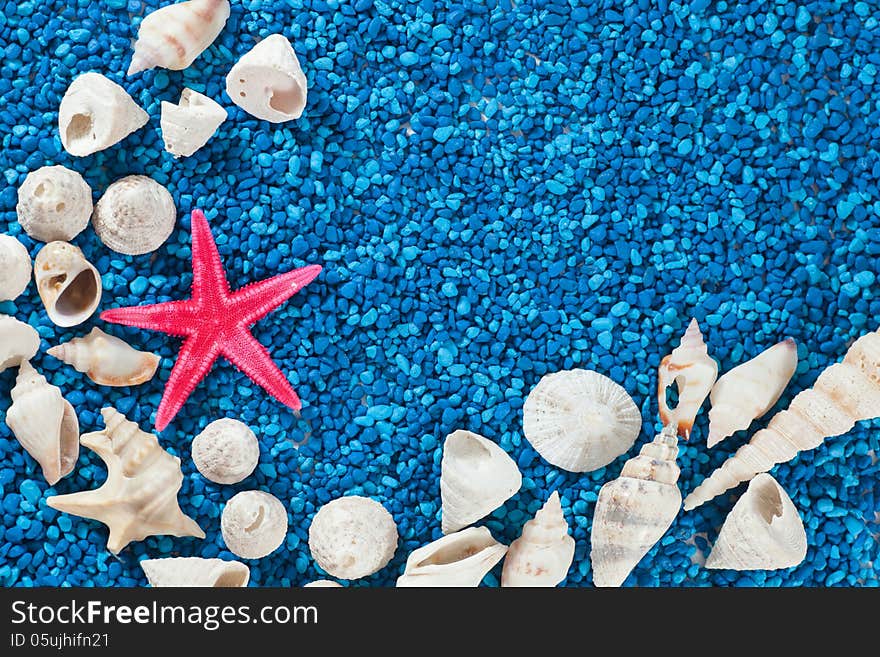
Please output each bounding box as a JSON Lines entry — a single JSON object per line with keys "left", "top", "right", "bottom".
{"left": 33, "top": 241, "right": 102, "bottom": 328}
{"left": 396, "top": 527, "right": 508, "bottom": 587}
{"left": 191, "top": 418, "right": 260, "bottom": 485}
{"left": 92, "top": 176, "right": 177, "bottom": 255}
{"left": 47, "top": 327, "right": 160, "bottom": 387}
{"left": 160, "top": 88, "right": 227, "bottom": 158}
{"left": 0, "top": 235, "right": 32, "bottom": 301}
{"left": 16, "top": 166, "right": 93, "bottom": 242}
{"left": 0, "top": 315, "right": 40, "bottom": 373}
{"left": 221, "top": 490, "right": 288, "bottom": 560}
{"left": 501, "top": 491, "right": 575, "bottom": 587}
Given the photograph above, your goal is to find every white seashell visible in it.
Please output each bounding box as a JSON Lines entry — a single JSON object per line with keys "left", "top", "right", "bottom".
{"left": 308, "top": 496, "right": 398, "bottom": 579}
{"left": 0, "top": 315, "right": 40, "bottom": 373}
{"left": 221, "top": 490, "right": 288, "bottom": 559}
{"left": 16, "top": 166, "right": 93, "bottom": 242}
{"left": 658, "top": 318, "right": 718, "bottom": 439}
{"left": 33, "top": 241, "right": 102, "bottom": 328}
{"left": 226, "top": 34, "right": 308, "bottom": 123}
{"left": 501, "top": 491, "right": 575, "bottom": 587}
{"left": 128, "top": 0, "right": 231, "bottom": 76}
{"left": 5, "top": 361, "right": 79, "bottom": 486}
{"left": 705, "top": 473, "right": 806, "bottom": 571}
{"left": 191, "top": 418, "right": 259, "bottom": 485}
{"left": 396, "top": 526, "right": 508, "bottom": 587}
{"left": 303, "top": 580, "right": 342, "bottom": 588}
{"left": 47, "top": 327, "right": 160, "bottom": 387}
{"left": 160, "top": 88, "right": 227, "bottom": 158}
{"left": 0, "top": 235, "right": 32, "bottom": 301}
{"left": 141, "top": 557, "right": 249, "bottom": 587}
{"left": 47, "top": 407, "right": 205, "bottom": 554}
{"left": 92, "top": 176, "right": 177, "bottom": 255}
{"left": 440, "top": 430, "right": 522, "bottom": 534}
{"left": 707, "top": 339, "right": 798, "bottom": 447}
{"left": 58, "top": 73, "right": 149, "bottom": 157}
{"left": 590, "top": 426, "right": 682, "bottom": 587}
{"left": 523, "top": 368, "right": 641, "bottom": 473}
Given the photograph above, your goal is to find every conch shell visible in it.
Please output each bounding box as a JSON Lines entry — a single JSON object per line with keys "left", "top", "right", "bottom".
{"left": 0, "top": 315, "right": 40, "bottom": 373}
{"left": 48, "top": 327, "right": 160, "bottom": 387}
{"left": 590, "top": 426, "right": 681, "bottom": 587}
{"left": 47, "top": 407, "right": 205, "bottom": 554}
{"left": 33, "top": 242, "right": 102, "bottom": 328}
{"left": 501, "top": 491, "right": 575, "bottom": 587}
{"left": 16, "top": 166, "right": 93, "bottom": 242}
{"left": 707, "top": 338, "right": 798, "bottom": 447}
{"left": 0, "top": 235, "right": 31, "bottom": 301}
{"left": 92, "top": 175, "right": 177, "bottom": 256}
{"left": 160, "top": 88, "right": 227, "bottom": 157}
{"left": 396, "top": 527, "right": 508, "bottom": 587}
{"left": 684, "top": 328, "right": 880, "bottom": 510}
{"left": 5, "top": 361, "right": 79, "bottom": 486}
{"left": 141, "top": 557, "right": 249, "bottom": 587}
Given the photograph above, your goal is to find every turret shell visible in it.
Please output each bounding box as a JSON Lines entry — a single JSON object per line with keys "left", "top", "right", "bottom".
{"left": 501, "top": 491, "right": 575, "bottom": 587}
{"left": 92, "top": 176, "right": 177, "bottom": 255}
{"left": 33, "top": 241, "right": 102, "bottom": 327}
{"left": 0, "top": 235, "right": 32, "bottom": 301}
{"left": 16, "top": 166, "right": 93, "bottom": 242}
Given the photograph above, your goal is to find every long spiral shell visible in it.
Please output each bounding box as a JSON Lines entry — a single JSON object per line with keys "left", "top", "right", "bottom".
{"left": 501, "top": 491, "right": 575, "bottom": 587}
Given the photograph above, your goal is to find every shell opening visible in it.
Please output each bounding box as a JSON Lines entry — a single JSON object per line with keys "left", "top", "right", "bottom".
{"left": 754, "top": 480, "right": 784, "bottom": 524}
{"left": 663, "top": 378, "right": 681, "bottom": 410}
{"left": 56, "top": 270, "right": 98, "bottom": 318}
{"left": 66, "top": 113, "right": 95, "bottom": 145}
{"left": 245, "top": 504, "right": 265, "bottom": 533}
{"left": 418, "top": 538, "right": 491, "bottom": 567}
{"left": 268, "top": 83, "right": 304, "bottom": 115}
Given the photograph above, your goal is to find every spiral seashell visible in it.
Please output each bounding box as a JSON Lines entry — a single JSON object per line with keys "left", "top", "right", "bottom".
{"left": 191, "top": 418, "right": 260, "bottom": 484}
{"left": 47, "top": 327, "right": 160, "bottom": 387}
{"left": 440, "top": 430, "right": 522, "bottom": 534}
{"left": 16, "top": 166, "right": 93, "bottom": 242}
{"left": 523, "top": 368, "right": 641, "bottom": 472}
{"left": 58, "top": 73, "right": 149, "bottom": 157}
{"left": 0, "top": 315, "right": 40, "bottom": 373}
{"left": 128, "top": 0, "right": 231, "bottom": 76}
{"left": 160, "top": 88, "right": 227, "bottom": 158}
{"left": 501, "top": 491, "right": 575, "bottom": 587}
{"left": 226, "top": 34, "right": 308, "bottom": 123}
{"left": 396, "top": 526, "right": 508, "bottom": 587}
{"left": 304, "top": 580, "right": 342, "bottom": 588}
{"left": 221, "top": 490, "right": 288, "bottom": 559}
{"left": 590, "top": 426, "right": 681, "bottom": 587}
{"left": 5, "top": 361, "right": 79, "bottom": 486}
{"left": 707, "top": 338, "right": 798, "bottom": 448}
{"left": 92, "top": 175, "right": 177, "bottom": 255}
{"left": 141, "top": 557, "right": 249, "bottom": 587}
{"left": 33, "top": 241, "right": 102, "bottom": 328}
{"left": 0, "top": 236, "right": 31, "bottom": 301}
{"left": 47, "top": 407, "right": 205, "bottom": 554}
{"left": 684, "top": 329, "right": 880, "bottom": 511}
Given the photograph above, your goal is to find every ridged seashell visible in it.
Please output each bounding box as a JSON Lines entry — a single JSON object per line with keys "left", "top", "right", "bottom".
{"left": 523, "top": 368, "right": 641, "bottom": 473}
{"left": 396, "top": 527, "right": 508, "bottom": 587}
{"left": 92, "top": 176, "right": 177, "bottom": 255}
{"left": 685, "top": 329, "right": 880, "bottom": 510}
{"left": 128, "top": 0, "right": 231, "bottom": 76}
{"left": 191, "top": 418, "right": 259, "bottom": 484}
{"left": 33, "top": 241, "right": 102, "bottom": 328}
{"left": 226, "top": 34, "right": 308, "bottom": 123}
{"left": 16, "top": 166, "right": 93, "bottom": 242}
{"left": 501, "top": 491, "right": 575, "bottom": 587}
{"left": 590, "top": 426, "right": 681, "bottom": 587}
{"left": 221, "top": 490, "right": 288, "bottom": 559}
{"left": 0, "top": 235, "right": 32, "bottom": 301}
{"left": 705, "top": 473, "right": 807, "bottom": 570}
{"left": 308, "top": 496, "right": 398, "bottom": 579}
{"left": 440, "top": 430, "right": 522, "bottom": 534}
{"left": 141, "top": 557, "right": 249, "bottom": 587}
{"left": 707, "top": 339, "right": 798, "bottom": 448}
{"left": 303, "top": 580, "right": 342, "bottom": 588}
{"left": 58, "top": 73, "right": 149, "bottom": 157}
{"left": 47, "top": 407, "right": 205, "bottom": 554}
{"left": 0, "top": 315, "right": 40, "bottom": 373}
{"left": 160, "top": 88, "right": 227, "bottom": 158}
{"left": 658, "top": 318, "right": 718, "bottom": 439}
{"left": 47, "top": 327, "right": 160, "bottom": 387}
{"left": 5, "top": 361, "right": 79, "bottom": 486}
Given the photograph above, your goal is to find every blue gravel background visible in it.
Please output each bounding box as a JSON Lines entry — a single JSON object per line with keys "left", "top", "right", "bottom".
{"left": 1, "top": 0, "right": 879, "bottom": 587}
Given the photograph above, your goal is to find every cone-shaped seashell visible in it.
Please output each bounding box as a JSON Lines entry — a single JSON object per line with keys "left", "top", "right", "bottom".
{"left": 58, "top": 73, "right": 149, "bottom": 157}
{"left": 590, "top": 426, "right": 682, "bottom": 587}
{"left": 304, "top": 580, "right": 342, "bottom": 588}
{"left": 658, "top": 319, "right": 718, "bottom": 439}
{"left": 16, "top": 166, "right": 93, "bottom": 242}
{"left": 191, "top": 418, "right": 259, "bottom": 484}
{"left": 396, "top": 526, "right": 508, "bottom": 587}
{"left": 440, "top": 430, "right": 522, "bottom": 534}
{"left": 128, "top": 0, "right": 231, "bottom": 76}
{"left": 0, "top": 315, "right": 40, "bottom": 373}
{"left": 308, "top": 496, "right": 398, "bottom": 579}
{"left": 501, "top": 491, "right": 575, "bottom": 587}
{"left": 221, "top": 490, "right": 288, "bottom": 559}
{"left": 5, "top": 361, "right": 79, "bottom": 486}
{"left": 685, "top": 328, "right": 880, "bottom": 510}
{"left": 46, "top": 407, "right": 205, "bottom": 554}
{"left": 92, "top": 176, "right": 177, "bottom": 255}
{"left": 523, "top": 369, "right": 641, "bottom": 473}
{"left": 47, "top": 327, "right": 160, "bottom": 387}
{"left": 0, "top": 235, "right": 32, "bottom": 301}
{"left": 226, "top": 34, "right": 308, "bottom": 123}
{"left": 160, "top": 88, "right": 227, "bottom": 158}
{"left": 33, "top": 242, "right": 102, "bottom": 328}
{"left": 707, "top": 339, "right": 798, "bottom": 448}
{"left": 141, "top": 557, "right": 249, "bottom": 587}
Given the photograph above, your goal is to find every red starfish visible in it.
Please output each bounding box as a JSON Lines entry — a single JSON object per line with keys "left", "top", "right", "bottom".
{"left": 101, "top": 209, "right": 321, "bottom": 431}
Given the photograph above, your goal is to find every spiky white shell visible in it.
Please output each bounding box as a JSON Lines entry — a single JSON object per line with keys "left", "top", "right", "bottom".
{"left": 33, "top": 241, "right": 102, "bottom": 327}
{"left": 396, "top": 526, "right": 508, "bottom": 587}
{"left": 47, "top": 327, "right": 160, "bottom": 387}
{"left": 501, "top": 491, "right": 575, "bottom": 587}
{"left": 0, "top": 235, "right": 32, "bottom": 301}
{"left": 191, "top": 418, "right": 259, "bottom": 485}
{"left": 16, "top": 166, "right": 93, "bottom": 242}
{"left": 141, "top": 557, "right": 249, "bottom": 587}
{"left": 160, "top": 88, "right": 227, "bottom": 157}
{"left": 92, "top": 176, "right": 177, "bottom": 255}
{"left": 221, "top": 490, "right": 288, "bottom": 559}
{"left": 0, "top": 315, "right": 40, "bottom": 374}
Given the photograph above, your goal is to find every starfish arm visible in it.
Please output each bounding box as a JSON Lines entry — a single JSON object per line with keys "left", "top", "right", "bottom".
{"left": 101, "top": 300, "right": 198, "bottom": 336}
{"left": 222, "top": 327, "right": 302, "bottom": 411}
{"left": 154, "top": 332, "right": 221, "bottom": 431}
{"left": 230, "top": 265, "right": 322, "bottom": 326}
{"left": 190, "top": 209, "right": 231, "bottom": 302}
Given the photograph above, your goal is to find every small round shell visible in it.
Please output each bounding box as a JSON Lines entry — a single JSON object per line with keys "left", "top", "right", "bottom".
{"left": 16, "top": 166, "right": 93, "bottom": 242}
{"left": 308, "top": 496, "right": 398, "bottom": 580}
{"left": 92, "top": 176, "right": 177, "bottom": 255}
{"left": 221, "top": 490, "right": 288, "bottom": 559}
{"left": 192, "top": 418, "right": 260, "bottom": 485}
{"left": 0, "top": 235, "right": 32, "bottom": 301}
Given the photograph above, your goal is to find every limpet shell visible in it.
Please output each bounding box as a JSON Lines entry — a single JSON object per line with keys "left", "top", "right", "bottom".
{"left": 92, "top": 175, "right": 177, "bottom": 255}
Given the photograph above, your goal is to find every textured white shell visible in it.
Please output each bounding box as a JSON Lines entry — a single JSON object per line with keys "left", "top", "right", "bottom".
{"left": 226, "top": 34, "right": 308, "bottom": 123}
{"left": 221, "top": 490, "right": 288, "bottom": 559}
{"left": 191, "top": 418, "right": 260, "bottom": 485}
{"left": 93, "top": 176, "right": 177, "bottom": 255}
{"left": 396, "top": 526, "right": 508, "bottom": 587}
{"left": 706, "top": 473, "right": 807, "bottom": 570}
{"left": 160, "top": 88, "right": 227, "bottom": 157}
{"left": 303, "top": 580, "right": 342, "bottom": 588}
{"left": 141, "top": 557, "right": 249, "bottom": 587}
{"left": 523, "top": 369, "right": 641, "bottom": 473}
{"left": 16, "top": 166, "right": 93, "bottom": 242}
{"left": 501, "top": 491, "right": 575, "bottom": 587}
{"left": 58, "top": 73, "right": 149, "bottom": 157}
{"left": 440, "top": 430, "right": 522, "bottom": 534}
{"left": 0, "top": 235, "right": 32, "bottom": 301}
{"left": 0, "top": 315, "right": 40, "bottom": 373}
{"left": 33, "top": 241, "right": 102, "bottom": 327}
{"left": 47, "top": 327, "right": 160, "bottom": 387}
{"left": 308, "top": 496, "right": 398, "bottom": 579}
